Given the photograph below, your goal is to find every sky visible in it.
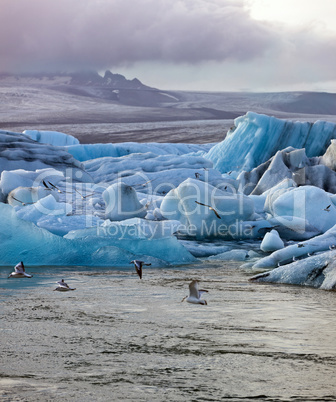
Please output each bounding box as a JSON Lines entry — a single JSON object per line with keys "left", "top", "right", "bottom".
{"left": 1, "top": 0, "right": 336, "bottom": 92}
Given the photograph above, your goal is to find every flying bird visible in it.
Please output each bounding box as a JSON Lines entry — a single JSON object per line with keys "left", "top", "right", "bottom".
{"left": 181, "top": 280, "right": 208, "bottom": 305}
{"left": 195, "top": 172, "right": 201, "bottom": 179}
{"left": 53, "top": 279, "right": 76, "bottom": 291}
{"left": 8, "top": 262, "right": 33, "bottom": 278}
{"left": 10, "top": 196, "right": 34, "bottom": 206}
{"left": 130, "top": 260, "right": 151, "bottom": 279}
{"left": 74, "top": 188, "right": 95, "bottom": 200}
{"left": 195, "top": 201, "right": 221, "bottom": 219}
{"left": 133, "top": 179, "right": 155, "bottom": 188}
{"left": 324, "top": 204, "right": 331, "bottom": 212}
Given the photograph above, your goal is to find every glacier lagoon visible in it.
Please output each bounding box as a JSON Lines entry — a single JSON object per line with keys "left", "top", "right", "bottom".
{"left": 1, "top": 112, "right": 336, "bottom": 400}
{"left": 2, "top": 112, "right": 336, "bottom": 289}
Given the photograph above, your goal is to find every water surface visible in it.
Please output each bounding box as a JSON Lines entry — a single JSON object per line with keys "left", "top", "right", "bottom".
{"left": 1, "top": 262, "right": 335, "bottom": 401}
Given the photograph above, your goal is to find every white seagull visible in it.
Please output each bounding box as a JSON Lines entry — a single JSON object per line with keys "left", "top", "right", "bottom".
{"left": 181, "top": 280, "right": 208, "bottom": 305}
{"left": 130, "top": 260, "right": 151, "bottom": 279}
{"left": 53, "top": 279, "right": 76, "bottom": 291}
{"left": 8, "top": 262, "right": 33, "bottom": 278}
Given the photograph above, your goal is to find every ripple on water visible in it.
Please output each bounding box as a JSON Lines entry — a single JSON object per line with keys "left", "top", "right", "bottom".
{"left": 0, "top": 262, "right": 336, "bottom": 401}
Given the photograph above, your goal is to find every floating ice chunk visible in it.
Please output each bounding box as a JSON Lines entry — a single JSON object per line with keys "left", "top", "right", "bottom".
{"left": 206, "top": 112, "right": 336, "bottom": 173}
{"left": 260, "top": 230, "right": 284, "bottom": 252}
{"left": 253, "top": 223, "right": 336, "bottom": 269}
{"left": 15, "top": 194, "right": 70, "bottom": 217}
{"left": 66, "top": 142, "right": 211, "bottom": 162}
{"left": 207, "top": 249, "right": 249, "bottom": 261}
{"left": 0, "top": 203, "right": 195, "bottom": 266}
{"left": 83, "top": 152, "right": 213, "bottom": 183}
{"left": 13, "top": 194, "right": 98, "bottom": 236}
{"left": 65, "top": 218, "right": 181, "bottom": 241}
{"left": 238, "top": 148, "right": 305, "bottom": 195}
{"left": 37, "top": 214, "right": 102, "bottom": 236}
{"left": 179, "top": 240, "right": 231, "bottom": 257}
{"left": 160, "top": 178, "right": 254, "bottom": 239}
{"left": 109, "top": 168, "right": 226, "bottom": 196}
{"left": 265, "top": 185, "right": 336, "bottom": 236}
{"left": 250, "top": 251, "right": 336, "bottom": 290}
{"left": 0, "top": 168, "right": 64, "bottom": 200}
{"left": 23, "top": 130, "right": 79, "bottom": 146}
{"left": 103, "top": 182, "right": 146, "bottom": 220}
{"left": 248, "top": 194, "right": 267, "bottom": 215}
{"left": 8, "top": 186, "right": 59, "bottom": 206}
{"left": 0, "top": 131, "right": 84, "bottom": 178}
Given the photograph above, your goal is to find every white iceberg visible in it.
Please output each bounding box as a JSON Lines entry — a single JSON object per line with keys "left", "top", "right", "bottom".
{"left": 103, "top": 182, "right": 147, "bottom": 220}
{"left": 160, "top": 178, "right": 255, "bottom": 239}
{"left": 260, "top": 230, "right": 284, "bottom": 252}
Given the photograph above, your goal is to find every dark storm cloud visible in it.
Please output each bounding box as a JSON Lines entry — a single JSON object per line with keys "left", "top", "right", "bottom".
{"left": 0, "top": 0, "right": 274, "bottom": 72}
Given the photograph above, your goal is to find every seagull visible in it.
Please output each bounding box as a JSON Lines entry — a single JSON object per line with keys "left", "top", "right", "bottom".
{"left": 130, "top": 260, "right": 151, "bottom": 279}
{"left": 324, "top": 204, "right": 331, "bottom": 212}
{"left": 297, "top": 243, "right": 305, "bottom": 248}
{"left": 195, "top": 201, "right": 221, "bottom": 219}
{"left": 10, "top": 196, "right": 34, "bottom": 206}
{"left": 53, "top": 279, "right": 76, "bottom": 291}
{"left": 43, "top": 180, "right": 62, "bottom": 193}
{"left": 74, "top": 188, "right": 95, "bottom": 200}
{"left": 181, "top": 280, "right": 208, "bottom": 305}
{"left": 195, "top": 172, "right": 201, "bottom": 179}
{"left": 8, "top": 262, "right": 33, "bottom": 278}
{"left": 329, "top": 245, "right": 336, "bottom": 250}
{"left": 133, "top": 179, "right": 155, "bottom": 188}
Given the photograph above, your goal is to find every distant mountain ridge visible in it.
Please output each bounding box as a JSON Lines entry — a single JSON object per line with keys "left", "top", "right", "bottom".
{"left": 0, "top": 70, "right": 153, "bottom": 90}
{"left": 1, "top": 70, "right": 336, "bottom": 135}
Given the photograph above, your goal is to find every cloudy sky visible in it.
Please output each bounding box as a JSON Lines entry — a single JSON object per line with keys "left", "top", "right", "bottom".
{"left": 1, "top": 0, "right": 336, "bottom": 92}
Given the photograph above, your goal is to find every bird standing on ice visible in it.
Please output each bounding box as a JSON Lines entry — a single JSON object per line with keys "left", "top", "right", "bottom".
{"left": 182, "top": 280, "right": 208, "bottom": 305}
{"left": 130, "top": 260, "right": 151, "bottom": 279}
{"left": 8, "top": 262, "right": 33, "bottom": 278}
{"left": 54, "top": 279, "right": 76, "bottom": 291}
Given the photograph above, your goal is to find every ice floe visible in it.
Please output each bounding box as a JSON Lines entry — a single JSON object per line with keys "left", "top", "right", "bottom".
{"left": 1, "top": 112, "right": 336, "bottom": 289}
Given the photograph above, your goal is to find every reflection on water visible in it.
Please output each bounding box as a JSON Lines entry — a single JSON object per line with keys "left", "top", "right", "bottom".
{"left": 1, "top": 261, "right": 336, "bottom": 401}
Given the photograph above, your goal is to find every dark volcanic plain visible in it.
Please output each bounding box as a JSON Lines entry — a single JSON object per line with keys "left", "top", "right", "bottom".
{"left": 1, "top": 72, "right": 336, "bottom": 143}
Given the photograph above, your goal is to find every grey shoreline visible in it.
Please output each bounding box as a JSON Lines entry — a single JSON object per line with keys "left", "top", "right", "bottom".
{"left": 0, "top": 119, "right": 234, "bottom": 144}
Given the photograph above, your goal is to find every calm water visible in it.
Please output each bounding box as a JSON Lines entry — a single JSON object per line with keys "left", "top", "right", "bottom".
{"left": 0, "top": 261, "right": 335, "bottom": 401}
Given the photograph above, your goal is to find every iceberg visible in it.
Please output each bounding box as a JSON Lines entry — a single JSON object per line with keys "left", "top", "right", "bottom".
{"left": 23, "top": 130, "right": 79, "bottom": 146}
{"left": 250, "top": 251, "right": 336, "bottom": 290}
{"left": 264, "top": 185, "right": 336, "bottom": 238}
{"left": 260, "top": 229, "right": 284, "bottom": 252}
{"left": 67, "top": 142, "right": 212, "bottom": 162}
{"left": 206, "top": 112, "right": 336, "bottom": 173}
{"left": 103, "top": 182, "right": 147, "bottom": 220}
{"left": 0, "top": 203, "right": 195, "bottom": 266}
{"left": 253, "top": 223, "right": 336, "bottom": 269}
{"left": 0, "top": 168, "right": 64, "bottom": 200}
{"left": 3, "top": 111, "right": 336, "bottom": 288}
{"left": 0, "top": 130, "right": 91, "bottom": 182}
{"left": 160, "top": 178, "right": 255, "bottom": 239}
